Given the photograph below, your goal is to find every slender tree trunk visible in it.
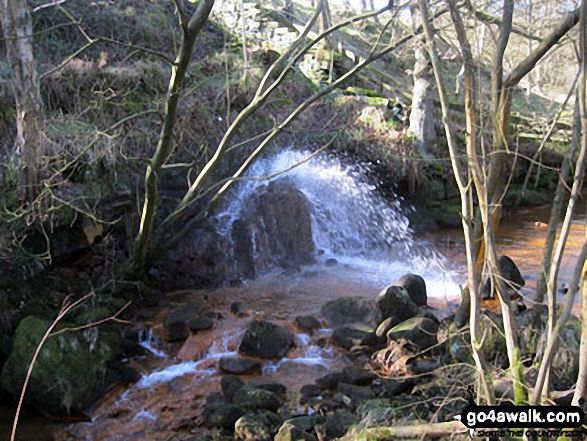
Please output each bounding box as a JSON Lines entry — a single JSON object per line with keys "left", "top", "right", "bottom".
{"left": 424, "top": 0, "right": 495, "bottom": 404}
{"left": 129, "top": 0, "right": 215, "bottom": 278}
{"left": 409, "top": 6, "right": 436, "bottom": 159}
{"left": 3, "top": 0, "right": 44, "bottom": 203}
{"left": 572, "top": 0, "right": 587, "bottom": 407}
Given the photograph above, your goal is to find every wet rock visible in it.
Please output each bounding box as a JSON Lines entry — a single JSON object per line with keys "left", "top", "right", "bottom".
{"left": 376, "top": 286, "right": 419, "bottom": 326}
{"left": 161, "top": 220, "right": 233, "bottom": 289}
{"left": 230, "top": 301, "right": 247, "bottom": 317}
{"left": 275, "top": 421, "right": 318, "bottom": 441}
{"left": 164, "top": 302, "right": 202, "bottom": 342}
{"left": 317, "top": 410, "right": 358, "bottom": 439}
{"left": 454, "top": 287, "right": 471, "bottom": 328}
{"left": 325, "top": 258, "right": 338, "bottom": 267}
{"left": 219, "top": 357, "right": 262, "bottom": 375}
{"left": 387, "top": 316, "right": 439, "bottom": 352}
{"left": 357, "top": 399, "right": 396, "bottom": 428}
{"left": 204, "top": 403, "right": 246, "bottom": 429}
{"left": 188, "top": 316, "right": 214, "bottom": 332}
{"left": 341, "top": 365, "right": 377, "bottom": 386}
{"left": 315, "top": 372, "right": 342, "bottom": 390}
{"left": 300, "top": 384, "right": 322, "bottom": 404}
{"left": 1, "top": 316, "right": 125, "bottom": 416}
{"left": 482, "top": 255, "right": 525, "bottom": 300}
{"left": 233, "top": 386, "right": 281, "bottom": 412}
{"left": 294, "top": 316, "right": 321, "bottom": 335}
{"left": 239, "top": 320, "right": 294, "bottom": 359}
{"left": 285, "top": 414, "right": 326, "bottom": 432}
{"left": 233, "top": 178, "right": 315, "bottom": 279}
{"left": 321, "top": 297, "right": 376, "bottom": 327}
{"left": 235, "top": 414, "right": 272, "bottom": 441}
{"left": 248, "top": 380, "right": 287, "bottom": 396}
{"left": 331, "top": 327, "right": 374, "bottom": 350}
{"left": 232, "top": 219, "right": 257, "bottom": 279}
{"left": 391, "top": 274, "right": 428, "bottom": 307}
{"left": 221, "top": 375, "right": 245, "bottom": 400}
{"left": 336, "top": 383, "right": 376, "bottom": 404}
{"left": 371, "top": 378, "right": 415, "bottom": 398}
{"left": 375, "top": 317, "right": 393, "bottom": 338}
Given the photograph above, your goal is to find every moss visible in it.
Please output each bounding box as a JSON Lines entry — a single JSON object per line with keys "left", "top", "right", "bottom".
{"left": 1, "top": 315, "right": 122, "bottom": 416}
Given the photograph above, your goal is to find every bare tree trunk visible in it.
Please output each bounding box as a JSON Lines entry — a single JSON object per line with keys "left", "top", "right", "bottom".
{"left": 3, "top": 0, "right": 44, "bottom": 202}
{"left": 409, "top": 6, "right": 436, "bottom": 159}
{"left": 572, "top": 0, "right": 587, "bottom": 407}
{"left": 422, "top": 0, "right": 494, "bottom": 404}
{"left": 129, "top": 0, "right": 215, "bottom": 278}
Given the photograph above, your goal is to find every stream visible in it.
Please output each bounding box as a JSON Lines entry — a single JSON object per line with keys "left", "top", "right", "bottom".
{"left": 2, "top": 150, "right": 586, "bottom": 440}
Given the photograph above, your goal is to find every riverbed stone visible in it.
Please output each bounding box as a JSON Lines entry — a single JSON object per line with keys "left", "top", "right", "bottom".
{"left": 341, "top": 365, "right": 377, "bottom": 386}
{"left": 233, "top": 385, "right": 281, "bottom": 412}
{"left": 387, "top": 316, "right": 439, "bottom": 351}
{"left": 221, "top": 375, "right": 245, "bottom": 400}
{"left": 482, "top": 255, "right": 525, "bottom": 300}
{"left": 318, "top": 410, "right": 358, "bottom": 439}
{"left": 321, "top": 296, "right": 376, "bottom": 327}
{"left": 188, "top": 316, "right": 214, "bottom": 332}
{"left": 285, "top": 414, "right": 326, "bottom": 432}
{"left": 336, "top": 382, "right": 376, "bottom": 403}
{"left": 316, "top": 372, "right": 343, "bottom": 390}
{"left": 300, "top": 384, "right": 322, "bottom": 404}
{"left": 235, "top": 414, "right": 272, "bottom": 441}
{"left": 164, "top": 302, "right": 202, "bottom": 342}
{"left": 294, "top": 315, "right": 321, "bottom": 334}
{"left": 376, "top": 285, "right": 419, "bottom": 326}
{"left": 239, "top": 320, "right": 294, "bottom": 359}
{"left": 204, "top": 402, "right": 246, "bottom": 429}
{"left": 275, "top": 421, "right": 318, "bottom": 441}
{"left": 248, "top": 379, "right": 287, "bottom": 396}
{"left": 219, "top": 357, "right": 262, "bottom": 375}
{"left": 371, "top": 377, "right": 415, "bottom": 398}
{"left": 391, "top": 274, "right": 427, "bottom": 307}
{"left": 331, "top": 326, "right": 374, "bottom": 350}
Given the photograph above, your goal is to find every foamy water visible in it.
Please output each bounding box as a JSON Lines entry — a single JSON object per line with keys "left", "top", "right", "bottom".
{"left": 220, "top": 149, "right": 461, "bottom": 297}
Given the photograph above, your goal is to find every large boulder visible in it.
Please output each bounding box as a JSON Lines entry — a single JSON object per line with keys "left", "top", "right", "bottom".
{"left": 321, "top": 297, "right": 376, "bottom": 327}
{"left": 155, "top": 218, "right": 233, "bottom": 289}
{"left": 386, "top": 316, "right": 439, "bottom": 352}
{"left": 376, "top": 286, "right": 419, "bottom": 327}
{"left": 219, "top": 357, "right": 262, "bottom": 375}
{"left": 235, "top": 414, "right": 272, "bottom": 441}
{"left": 163, "top": 302, "right": 203, "bottom": 342}
{"left": 482, "top": 255, "right": 525, "bottom": 300}
{"left": 239, "top": 320, "right": 294, "bottom": 359}
{"left": 232, "top": 178, "right": 315, "bottom": 279}
{"left": 1, "top": 316, "right": 128, "bottom": 417}
{"left": 391, "top": 274, "right": 427, "bottom": 307}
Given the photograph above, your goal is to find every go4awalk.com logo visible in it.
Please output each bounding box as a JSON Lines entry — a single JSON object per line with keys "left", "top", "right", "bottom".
{"left": 461, "top": 405, "right": 584, "bottom": 429}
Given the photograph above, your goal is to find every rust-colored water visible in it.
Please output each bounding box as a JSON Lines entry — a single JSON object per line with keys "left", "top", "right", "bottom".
{"left": 3, "top": 205, "right": 586, "bottom": 440}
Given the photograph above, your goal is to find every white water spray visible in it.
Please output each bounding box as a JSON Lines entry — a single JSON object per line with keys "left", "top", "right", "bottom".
{"left": 221, "top": 149, "right": 460, "bottom": 296}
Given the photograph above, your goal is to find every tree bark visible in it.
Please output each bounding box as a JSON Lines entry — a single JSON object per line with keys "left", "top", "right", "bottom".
{"left": 409, "top": 7, "right": 436, "bottom": 159}
{"left": 3, "top": 0, "right": 45, "bottom": 202}
{"left": 422, "top": 0, "right": 494, "bottom": 405}
{"left": 341, "top": 420, "right": 467, "bottom": 440}
{"left": 129, "top": 0, "right": 215, "bottom": 278}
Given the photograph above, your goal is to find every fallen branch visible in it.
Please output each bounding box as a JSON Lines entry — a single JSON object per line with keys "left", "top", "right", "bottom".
{"left": 341, "top": 420, "right": 468, "bottom": 440}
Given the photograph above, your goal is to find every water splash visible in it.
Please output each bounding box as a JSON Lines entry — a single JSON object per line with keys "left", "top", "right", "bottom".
{"left": 220, "top": 149, "right": 460, "bottom": 295}
{"left": 138, "top": 329, "right": 166, "bottom": 358}
{"left": 136, "top": 329, "right": 244, "bottom": 387}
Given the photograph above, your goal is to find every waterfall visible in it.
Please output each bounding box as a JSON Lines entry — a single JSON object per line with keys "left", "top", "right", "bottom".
{"left": 219, "top": 148, "right": 460, "bottom": 297}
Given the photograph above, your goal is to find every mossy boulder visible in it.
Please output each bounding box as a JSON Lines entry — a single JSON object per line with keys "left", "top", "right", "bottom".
{"left": 239, "top": 320, "right": 294, "bottom": 359}
{"left": 1, "top": 316, "right": 125, "bottom": 416}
